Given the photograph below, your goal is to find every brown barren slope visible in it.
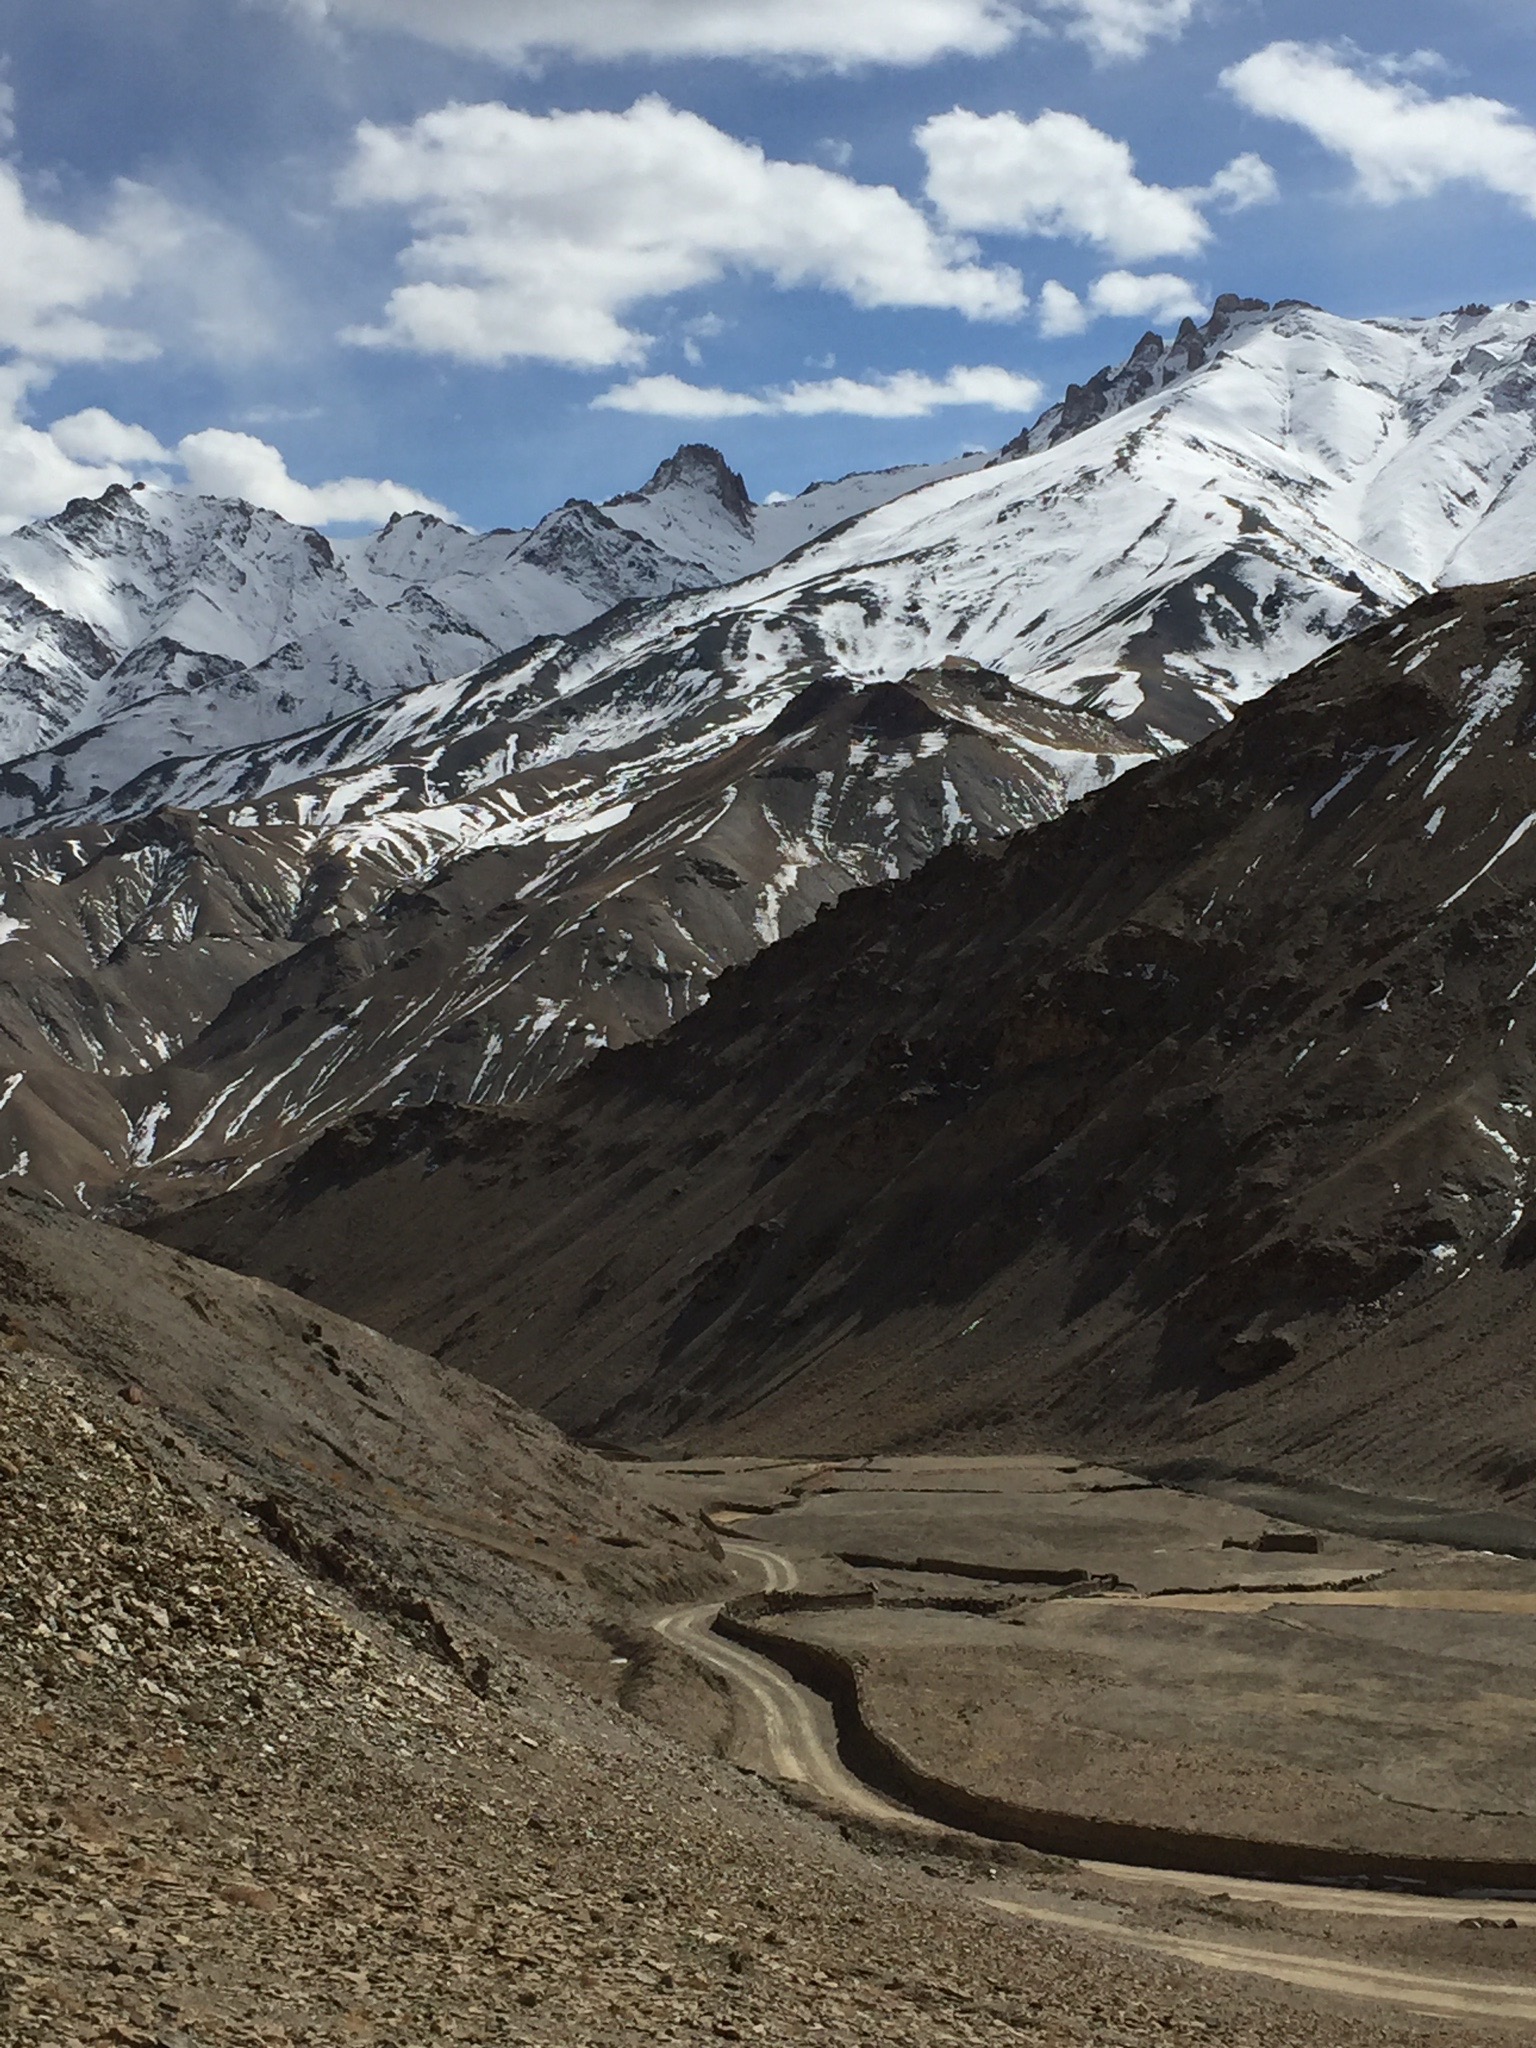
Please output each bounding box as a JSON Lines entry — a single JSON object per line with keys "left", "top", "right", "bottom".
{"left": 158, "top": 577, "right": 1536, "bottom": 1509}
{"left": 0, "top": 1187, "right": 727, "bottom": 1672}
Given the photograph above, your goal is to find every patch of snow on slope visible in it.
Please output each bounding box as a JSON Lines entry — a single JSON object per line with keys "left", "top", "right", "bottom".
{"left": 1425, "top": 660, "right": 1526, "bottom": 798}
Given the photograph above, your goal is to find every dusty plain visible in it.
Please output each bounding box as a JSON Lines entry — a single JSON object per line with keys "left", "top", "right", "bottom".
{"left": 5, "top": 1195, "right": 1535, "bottom": 2044}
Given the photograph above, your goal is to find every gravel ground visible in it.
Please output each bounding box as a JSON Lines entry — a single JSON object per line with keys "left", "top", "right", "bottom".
{"left": 0, "top": 1350, "right": 1473, "bottom": 2047}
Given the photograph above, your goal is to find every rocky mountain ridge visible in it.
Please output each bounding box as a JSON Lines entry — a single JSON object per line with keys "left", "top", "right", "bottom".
{"left": 109, "top": 296, "right": 1536, "bottom": 841}
{"left": 156, "top": 572, "right": 1536, "bottom": 1511}
{"left": 0, "top": 442, "right": 982, "bottom": 833}
{"left": 0, "top": 657, "right": 1148, "bottom": 1206}
{"left": 10, "top": 298, "right": 1536, "bottom": 1209}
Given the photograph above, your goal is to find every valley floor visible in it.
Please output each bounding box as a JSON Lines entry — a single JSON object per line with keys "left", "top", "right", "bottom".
{"left": 633, "top": 1456, "right": 1536, "bottom": 2035}
{"left": 0, "top": 1356, "right": 1496, "bottom": 2047}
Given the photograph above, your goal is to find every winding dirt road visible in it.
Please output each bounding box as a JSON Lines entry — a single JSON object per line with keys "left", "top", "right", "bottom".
{"left": 656, "top": 1534, "right": 1536, "bottom": 2028}
{"left": 654, "top": 1538, "right": 941, "bottom": 1827}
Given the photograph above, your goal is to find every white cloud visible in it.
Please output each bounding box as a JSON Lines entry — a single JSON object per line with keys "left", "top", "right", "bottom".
{"left": 0, "top": 380, "right": 451, "bottom": 536}
{"left": 289, "top": 0, "right": 1206, "bottom": 65}
{"left": 1198, "top": 152, "right": 1279, "bottom": 212}
{"left": 0, "top": 165, "right": 150, "bottom": 364}
{"left": 0, "top": 161, "right": 167, "bottom": 515}
{"left": 0, "top": 115, "right": 438, "bottom": 536}
{"left": 1037, "top": 0, "right": 1197, "bottom": 62}
{"left": 1224, "top": 41, "right": 1536, "bottom": 214}
{"left": 176, "top": 430, "right": 455, "bottom": 525}
{"left": 286, "top": 0, "right": 1025, "bottom": 66}
{"left": 0, "top": 157, "right": 281, "bottom": 374}
{"left": 596, "top": 376, "right": 771, "bottom": 419}
{"left": 105, "top": 181, "right": 284, "bottom": 366}
{"left": 593, "top": 363, "right": 1044, "bottom": 418}
{"left": 339, "top": 97, "right": 1024, "bottom": 369}
{"left": 919, "top": 109, "right": 1262, "bottom": 262}
{"left": 1036, "top": 271, "right": 1203, "bottom": 336}
{"left": 1037, "top": 281, "right": 1089, "bottom": 337}
{"left": 48, "top": 408, "right": 172, "bottom": 467}
{"left": 681, "top": 310, "right": 726, "bottom": 366}
{"left": 1087, "top": 269, "right": 1204, "bottom": 323}
{"left": 0, "top": 367, "right": 144, "bottom": 530}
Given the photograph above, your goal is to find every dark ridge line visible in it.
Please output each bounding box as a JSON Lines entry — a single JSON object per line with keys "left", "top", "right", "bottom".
{"left": 1134, "top": 1576, "right": 1384, "bottom": 1599}
{"left": 715, "top": 1594, "right": 1536, "bottom": 1897}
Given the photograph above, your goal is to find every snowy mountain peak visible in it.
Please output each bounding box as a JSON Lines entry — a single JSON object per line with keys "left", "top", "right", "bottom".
{"left": 52, "top": 478, "right": 143, "bottom": 533}
{"left": 614, "top": 442, "right": 754, "bottom": 534}
{"left": 13, "top": 297, "right": 1536, "bottom": 1210}
{"left": 1004, "top": 292, "right": 1277, "bottom": 459}
{"left": 472, "top": 295, "right": 1536, "bottom": 765}
{"left": 0, "top": 439, "right": 993, "bottom": 833}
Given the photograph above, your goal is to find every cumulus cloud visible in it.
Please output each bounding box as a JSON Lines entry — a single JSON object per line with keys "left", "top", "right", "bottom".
{"left": 1087, "top": 269, "right": 1204, "bottom": 322}
{"left": 1037, "top": 0, "right": 1197, "bottom": 62}
{"left": 176, "top": 429, "right": 455, "bottom": 525}
{"left": 681, "top": 311, "right": 728, "bottom": 368}
{"left": 1224, "top": 42, "right": 1536, "bottom": 214}
{"left": 0, "top": 165, "right": 151, "bottom": 364}
{"left": 1036, "top": 271, "right": 1203, "bottom": 336}
{"left": 593, "top": 363, "right": 1044, "bottom": 418}
{"left": 0, "top": 166, "right": 168, "bottom": 523}
{"left": 287, "top": 0, "right": 1205, "bottom": 65}
{"left": 0, "top": 116, "right": 442, "bottom": 535}
{"left": 0, "top": 155, "right": 282, "bottom": 375}
{"left": 1199, "top": 151, "right": 1280, "bottom": 212}
{"left": 104, "top": 181, "right": 285, "bottom": 366}
{"left": 339, "top": 97, "right": 1024, "bottom": 369}
{"left": 919, "top": 109, "right": 1267, "bottom": 262}
{"left": 47, "top": 408, "right": 173, "bottom": 467}
{"left": 595, "top": 376, "right": 770, "bottom": 420}
{"left": 0, "top": 368, "right": 142, "bottom": 530}
{"left": 1037, "top": 281, "right": 1091, "bottom": 338}
{"left": 285, "top": 0, "right": 1025, "bottom": 67}
{"left": 0, "top": 388, "right": 451, "bottom": 536}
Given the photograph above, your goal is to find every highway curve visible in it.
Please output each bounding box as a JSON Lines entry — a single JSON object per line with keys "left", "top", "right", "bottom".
{"left": 655, "top": 1534, "right": 1536, "bottom": 2029}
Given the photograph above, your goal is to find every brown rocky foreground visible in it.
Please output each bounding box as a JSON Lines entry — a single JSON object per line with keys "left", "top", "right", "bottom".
{"left": 0, "top": 1203, "right": 1508, "bottom": 2045}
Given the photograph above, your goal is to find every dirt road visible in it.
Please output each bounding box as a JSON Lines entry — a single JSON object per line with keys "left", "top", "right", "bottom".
{"left": 654, "top": 1538, "right": 940, "bottom": 1826}
{"left": 655, "top": 1534, "right": 1536, "bottom": 2028}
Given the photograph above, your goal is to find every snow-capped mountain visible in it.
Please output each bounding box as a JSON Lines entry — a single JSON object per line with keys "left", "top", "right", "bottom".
{"left": 0, "top": 661, "right": 1151, "bottom": 1206}
{"left": 29, "top": 294, "right": 1536, "bottom": 846}
{"left": 160, "top": 572, "right": 1536, "bottom": 1498}
{"left": 600, "top": 441, "right": 990, "bottom": 584}
{"left": 0, "top": 443, "right": 979, "bottom": 831}
{"left": 446, "top": 295, "right": 1536, "bottom": 764}
{"left": 7, "top": 293, "right": 1536, "bottom": 1210}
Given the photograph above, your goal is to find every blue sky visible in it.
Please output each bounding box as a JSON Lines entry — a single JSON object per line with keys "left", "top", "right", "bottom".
{"left": 1, "top": 0, "right": 1535, "bottom": 532}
